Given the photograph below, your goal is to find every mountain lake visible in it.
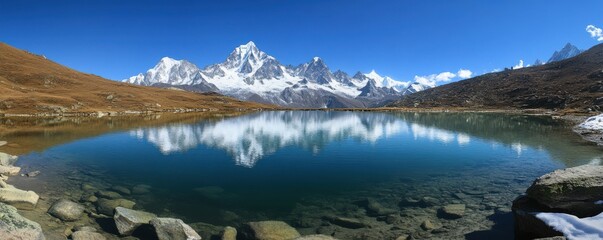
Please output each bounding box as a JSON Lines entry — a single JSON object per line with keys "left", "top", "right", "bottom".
{"left": 1, "top": 111, "right": 601, "bottom": 239}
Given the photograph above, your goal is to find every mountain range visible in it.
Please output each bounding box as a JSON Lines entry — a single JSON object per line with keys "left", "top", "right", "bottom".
{"left": 125, "top": 42, "right": 586, "bottom": 108}
{"left": 124, "top": 41, "right": 421, "bottom": 108}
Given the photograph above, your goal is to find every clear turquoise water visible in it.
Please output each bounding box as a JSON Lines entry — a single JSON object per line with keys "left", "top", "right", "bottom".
{"left": 10, "top": 111, "right": 603, "bottom": 238}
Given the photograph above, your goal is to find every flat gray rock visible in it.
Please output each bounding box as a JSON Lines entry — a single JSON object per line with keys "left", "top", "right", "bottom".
{"left": 440, "top": 204, "right": 465, "bottom": 219}
{"left": 150, "top": 217, "right": 202, "bottom": 240}
{"left": 48, "top": 199, "right": 85, "bottom": 221}
{"left": 113, "top": 207, "right": 156, "bottom": 236}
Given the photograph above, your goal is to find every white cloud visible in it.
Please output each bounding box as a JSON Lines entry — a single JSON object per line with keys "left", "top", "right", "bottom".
{"left": 413, "top": 75, "right": 438, "bottom": 88}
{"left": 413, "top": 69, "right": 473, "bottom": 87}
{"left": 586, "top": 25, "right": 603, "bottom": 41}
{"left": 457, "top": 69, "right": 472, "bottom": 79}
{"left": 512, "top": 60, "right": 524, "bottom": 69}
{"left": 434, "top": 72, "right": 456, "bottom": 81}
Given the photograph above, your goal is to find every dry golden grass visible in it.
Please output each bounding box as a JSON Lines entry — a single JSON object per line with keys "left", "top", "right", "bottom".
{"left": 0, "top": 42, "right": 274, "bottom": 115}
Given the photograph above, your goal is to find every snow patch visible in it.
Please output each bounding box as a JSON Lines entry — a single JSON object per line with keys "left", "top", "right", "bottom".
{"left": 535, "top": 212, "right": 603, "bottom": 240}
{"left": 579, "top": 114, "right": 603, "bottom": 130}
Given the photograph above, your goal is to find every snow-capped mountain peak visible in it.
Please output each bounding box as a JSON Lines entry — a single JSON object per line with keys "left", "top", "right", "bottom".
{"left": 223, "top": 41, "right": 274, "bottom": 74}
{"left": 547, "top": 43, "right": 582, "bottom": 63}
{"left": 363, "top": 70, "right": 409, "bottom": 91}
{"left": 125, "top": 41, "right": 429, "bottom": 108}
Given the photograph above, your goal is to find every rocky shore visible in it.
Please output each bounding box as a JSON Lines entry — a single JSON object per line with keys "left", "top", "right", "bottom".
{"left": 0, "top": 144, "right": 342, "bottom": 239}
{"left": 513, "top": 165, "right": 603, "bottom": 239}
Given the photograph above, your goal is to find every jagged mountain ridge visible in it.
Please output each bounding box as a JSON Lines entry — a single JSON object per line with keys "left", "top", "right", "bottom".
{"left": 547, "top": 43, "right": 582, "bottom": 63}
{"left": 387, "top": 43, "right": 603, "bottom": 111}
{"left": 124, "top": 41, "right": 418, "bottom": 108}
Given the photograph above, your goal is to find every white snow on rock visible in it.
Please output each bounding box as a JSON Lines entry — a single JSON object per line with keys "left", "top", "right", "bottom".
{"left": 579, "top": 114, "right": 603, "bottom": 130}
{"left": 535, "top": 212, "right": 603, "bottom": 240}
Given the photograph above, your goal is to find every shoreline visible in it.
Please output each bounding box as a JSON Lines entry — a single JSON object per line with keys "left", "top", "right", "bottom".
{"left": 0, "top": 108, "right": 601, "bottom": 239}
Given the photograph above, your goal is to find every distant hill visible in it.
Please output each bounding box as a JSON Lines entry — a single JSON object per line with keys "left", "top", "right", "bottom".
{"left": 387, "top": 43, "right": 603, "bottom": 111}
{"left": 0, "top": 43, "right": 271, "bottom": 115}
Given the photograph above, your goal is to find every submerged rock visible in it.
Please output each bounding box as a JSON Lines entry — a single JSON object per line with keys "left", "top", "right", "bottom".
{"left": 0, "top": 187, "right": 39, "bottom": 209}
{"left": 526, "top": 165, "right": 603, "bottom": 217}
{"left": 420, "top": 219, "right": 439, "bottom": 231}
{"left": 95, "top": 190, "right": 122, "bottom": 200}
{"left": 189, "top": 222, "right": 224, "bottom": 240}
{"left": 25, "top": 171, "right": 40, "bottom": 177}
{"left": 323, "top": 216, "right": 369, "bottom": 229}
{"left": 439, "top": 204, "right": 466, "bottom": 219}
{"left": 221, "top": 226, "right": 237, "bottom": 240}
{"left": 355, "top": 198, "right": 397, "bottom": 216}
{"left": 150, "top": 218, "right": 202, "bottom": 240}
{"left": 81, "top": 183, "right": 97, "bottom": 192}
{"left": 47, "top": 199, "right": 85, "bottom": 221}
{"left": 240, "top": 221, "right": 301, "bottom": 240}
{"left": 0, "top": 202, "right": 45, "bottom": 240}
{"left": 131, "top": 184, "right": 151, "bottom": 195}
{"left": 73, "top": 226, "right": 97, "bottom": 232}
{"left": 95, "top": 198, "right": 135, "bottom": 216}
{"left": 111, "top": 186, "right": 131, "bottom": 195}
{"left": 113, "top": 207, "right": 156, "bottom": 236}
{"left": 71, "top": 231, "right": 106, "bottom": 240}
{"left": 294, "top": 234, "right": 338, "bottom": 240}
{"left": 0, "top": 141, "right": 7, "bottom": 147}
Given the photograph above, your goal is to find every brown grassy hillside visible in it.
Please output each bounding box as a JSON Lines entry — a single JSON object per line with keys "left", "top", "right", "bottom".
{"left": 0, "top": 42, "right": 273, "bottom": 115}
{"left": 388, "top": 43, "right": 603, "bottom": 112}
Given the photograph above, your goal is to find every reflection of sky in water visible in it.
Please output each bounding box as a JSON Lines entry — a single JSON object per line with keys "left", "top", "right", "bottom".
{"left": 127, "top": 111, "right": 571, "bottom": 168}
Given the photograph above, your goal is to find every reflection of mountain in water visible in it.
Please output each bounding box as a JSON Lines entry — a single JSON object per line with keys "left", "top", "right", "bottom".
{"left": 131, "top": 111, "right": 473, "bottom": 167}
{"left": 391, "top": 112, "right": 603, "bottom": 166}
{"left": 130, "top": 111, "right": 602, "bottom": 168}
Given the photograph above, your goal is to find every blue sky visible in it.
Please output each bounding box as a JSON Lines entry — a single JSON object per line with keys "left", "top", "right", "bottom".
{"left": 1, "top": 0, "right": 602, "bottom": 83}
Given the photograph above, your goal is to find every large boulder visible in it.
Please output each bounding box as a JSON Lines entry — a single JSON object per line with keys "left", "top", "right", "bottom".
{"left": 95, "top": 198, "right": 135, "bottom": 216}
{"left": 0, "top": 202, "right": 45, "bottom": 240}
{"left": 240, "top": 221, "right": 301, "bottom": 240}
{"left": 0, "top": 187, "right": 39, "bottom": 209}
{"left": 150, "top": 218, "right": 202, "bottom": 240}
{"left": 526, "top": 165, "right": 603, "bottom": 217}
{"left": 48, "top": 199, "right": 85, "bottom": 221}
{"left": 113, "top": 207, "right": 156, "bottom": 236}
{"left": 514, "top": 165, "right": 603, "bottom": 239}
